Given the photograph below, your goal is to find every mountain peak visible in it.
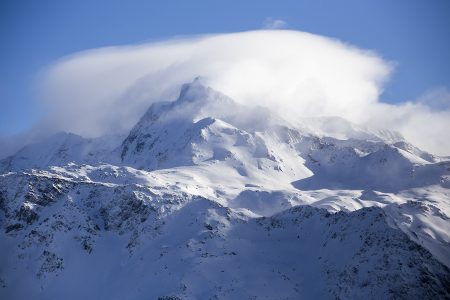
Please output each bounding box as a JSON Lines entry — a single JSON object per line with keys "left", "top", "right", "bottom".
{"left": 2, "top": 78, "right": 450, "bottom": 300}
{"left": 178, "top": 77, "right": 207, "bottom": 102}
{"left": 175, "top": 77, "right": 235, "bottom": 110}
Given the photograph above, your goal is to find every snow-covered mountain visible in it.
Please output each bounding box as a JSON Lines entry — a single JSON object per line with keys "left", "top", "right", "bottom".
{"left": 1, "top": 79, "right": 450, "bottom": 299}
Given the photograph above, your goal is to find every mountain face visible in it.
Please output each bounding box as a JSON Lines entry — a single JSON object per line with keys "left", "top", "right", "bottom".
{"left": 1, "top": 79, "right": 450, "bottom": 299}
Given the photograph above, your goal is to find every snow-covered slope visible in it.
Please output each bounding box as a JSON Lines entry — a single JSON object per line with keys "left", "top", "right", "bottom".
{"left": 1, "top": 80, "right": 450, "bottom": 299}
{"left": 119, "top": 79, "right": 299, "bottom": 172}
{"left": 0, "top": 132, "right": 123, "bottom": 172}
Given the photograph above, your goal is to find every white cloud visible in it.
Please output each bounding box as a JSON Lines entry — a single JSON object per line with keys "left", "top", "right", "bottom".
{"left": 34, "top": 30, "right": 450, "bottom": 155}
{"left": 263, "top": 18, "right": 288, "bottom": 29}
{"left": 416, "top": 87, "right": 450, "bottom": 111}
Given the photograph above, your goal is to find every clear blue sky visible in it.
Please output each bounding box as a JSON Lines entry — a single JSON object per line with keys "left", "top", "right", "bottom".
{"left": 1, "top": 0, "right": 449, "bottom": 136}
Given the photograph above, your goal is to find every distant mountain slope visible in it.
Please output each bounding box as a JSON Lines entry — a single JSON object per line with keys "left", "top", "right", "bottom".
{"left": 0, "top": 132, "right": 123, "bottom": 172}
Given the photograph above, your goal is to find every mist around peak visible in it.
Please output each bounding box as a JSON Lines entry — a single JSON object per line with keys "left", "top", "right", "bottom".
{"left": 25, "top": 30, "right": 449, "bottom": 156}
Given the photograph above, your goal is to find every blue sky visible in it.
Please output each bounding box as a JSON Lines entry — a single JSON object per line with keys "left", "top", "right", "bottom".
{"left": 1, "top": 0, "right": 449, "bottom": 136}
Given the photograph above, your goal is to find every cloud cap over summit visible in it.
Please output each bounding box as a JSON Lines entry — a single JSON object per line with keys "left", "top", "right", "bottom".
{"left": 38, "top": 30, "right": 450, "bottom": 155}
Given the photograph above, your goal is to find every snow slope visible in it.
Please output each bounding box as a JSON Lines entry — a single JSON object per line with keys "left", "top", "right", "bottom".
{"left": 1, "top": 80, "right": 450, "bottom": 299}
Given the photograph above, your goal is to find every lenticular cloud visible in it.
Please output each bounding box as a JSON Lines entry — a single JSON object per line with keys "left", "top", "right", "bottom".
{"left": 38, "top": 30, "right": 450, "bottom": 155}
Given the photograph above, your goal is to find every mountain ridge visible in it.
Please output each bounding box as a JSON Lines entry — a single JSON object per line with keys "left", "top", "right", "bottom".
{"left": 1, "top": 79, "right": 450, "bottom": 299}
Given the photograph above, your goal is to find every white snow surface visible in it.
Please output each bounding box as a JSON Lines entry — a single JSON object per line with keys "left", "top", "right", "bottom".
{"left": 1, "top": 80, "right": 450, "bottom": 299}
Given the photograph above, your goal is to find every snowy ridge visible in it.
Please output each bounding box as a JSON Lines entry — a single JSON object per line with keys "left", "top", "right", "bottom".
{"left": 1, "top": 79, "right": 450, "bottom": 299}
